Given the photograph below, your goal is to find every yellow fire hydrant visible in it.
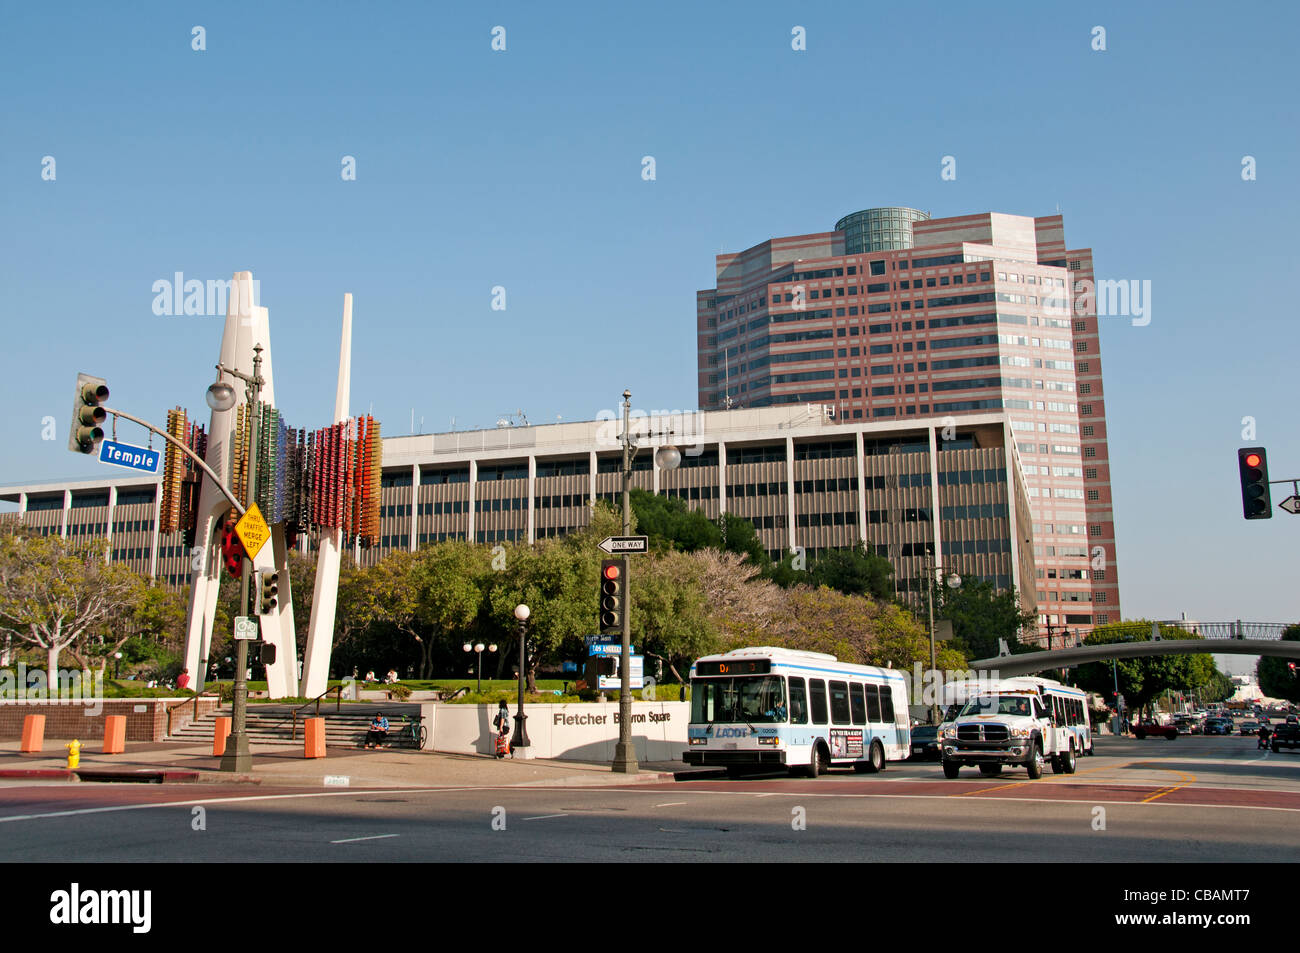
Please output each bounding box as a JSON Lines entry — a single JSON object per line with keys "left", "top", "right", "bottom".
{"left": 66, "top": 739, "right": 82, "bottom": 770}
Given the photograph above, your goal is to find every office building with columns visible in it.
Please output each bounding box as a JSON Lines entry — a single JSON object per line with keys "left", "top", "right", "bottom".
{"left": 1, "top": 407, "right": 1036, "bottom": 618}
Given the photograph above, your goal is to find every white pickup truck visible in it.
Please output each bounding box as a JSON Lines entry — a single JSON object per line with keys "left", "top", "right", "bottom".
{"left": 939, "top": 677, "right": 1090, "bottom": 780}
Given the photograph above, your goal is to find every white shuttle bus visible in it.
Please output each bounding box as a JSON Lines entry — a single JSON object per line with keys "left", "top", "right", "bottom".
{"left": 683, "top": 647, "right": 910, "bottom": 777}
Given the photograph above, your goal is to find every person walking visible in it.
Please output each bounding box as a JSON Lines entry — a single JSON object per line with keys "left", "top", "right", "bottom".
{"left": 492, "top": 700, "right": 511, "bottom": 759}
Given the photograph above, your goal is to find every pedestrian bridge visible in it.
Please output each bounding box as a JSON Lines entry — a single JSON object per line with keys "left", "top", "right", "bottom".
{"left": 970, "top": 638, "right": 1300, "bottom": 678}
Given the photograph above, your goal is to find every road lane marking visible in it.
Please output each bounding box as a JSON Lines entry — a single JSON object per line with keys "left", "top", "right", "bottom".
{"left": 331, "top": 834, "right": 398, "bottom": 844}
{"left": 655, "top": 802, "right": 687, "bottom": 807}
{"left": 521, "top": 813, "right": 569, "bottom": 821}
{"left": 1140, "top": 769, "right": 1197, "bottom": 803}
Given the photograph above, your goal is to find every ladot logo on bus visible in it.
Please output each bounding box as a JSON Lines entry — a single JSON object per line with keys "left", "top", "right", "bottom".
{"left": 714, "top": 727, "right": 750, "bottom": 738}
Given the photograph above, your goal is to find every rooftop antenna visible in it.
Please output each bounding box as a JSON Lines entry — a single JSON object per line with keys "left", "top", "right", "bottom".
{"left": 410, "top": 408, "right": 415, "bottom": 435}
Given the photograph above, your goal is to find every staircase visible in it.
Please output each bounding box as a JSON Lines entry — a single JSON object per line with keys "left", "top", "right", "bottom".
{"left": 169, "top": 705, "right": 423, "bottom": 749}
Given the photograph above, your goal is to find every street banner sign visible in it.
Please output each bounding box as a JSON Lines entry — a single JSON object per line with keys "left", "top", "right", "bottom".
{"left": 1279, "top": 495, "right": 1300, "bottom": 515}
{"left": 233, "top": 616, "right": 260, "bottom": 641}
{"left": 235, "top": 503, "right": 271, "bottom": 558}
{"left": 597, "top": 535, "right": 649, "bottom": 555}
{"left": 98, "top": 440, "right": 160, "bottom": 474}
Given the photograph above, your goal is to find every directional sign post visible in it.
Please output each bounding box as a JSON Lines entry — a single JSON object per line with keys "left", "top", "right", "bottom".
{"left": 598, "top": 535, "right": 649, "bottom": 555}
{"left": 1279, "top": 495, "right": 1300, "bottom": 515}
{"left": 98, "top": 440, "right": 160, "bottom": 475}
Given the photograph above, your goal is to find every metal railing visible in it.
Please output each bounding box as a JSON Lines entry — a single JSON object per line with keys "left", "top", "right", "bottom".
{"left": 166, "top": 692, "right": 218, "bottom": 737}
{"left": 291, "top": 684, "right": 347, "bottom": 741}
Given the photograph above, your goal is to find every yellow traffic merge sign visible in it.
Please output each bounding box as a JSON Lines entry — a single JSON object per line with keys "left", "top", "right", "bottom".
{"left": 234, "top": 503, "right": 271, "bottom": 559}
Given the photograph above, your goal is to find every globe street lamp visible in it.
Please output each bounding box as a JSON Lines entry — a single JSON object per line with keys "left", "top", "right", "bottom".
{"left": 511, "top": 604, "right": 531, "bottom": 756}
{"left": 463, "top": 641, "right": 497, "bottom": 695}
{"left": 113, "top": 652, "right": 123, "bottom": 680}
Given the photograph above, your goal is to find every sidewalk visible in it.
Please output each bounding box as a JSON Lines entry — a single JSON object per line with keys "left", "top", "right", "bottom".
{"left": 0, "top": 740, "right": 703, "bottom": 789}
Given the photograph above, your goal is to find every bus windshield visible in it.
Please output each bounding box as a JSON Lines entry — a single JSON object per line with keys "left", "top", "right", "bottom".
{"left": 960, "top": 694, "right": 1034, "bottom": 718}
{"left": 692, "top": 675, "right": 787, "bottom": 724}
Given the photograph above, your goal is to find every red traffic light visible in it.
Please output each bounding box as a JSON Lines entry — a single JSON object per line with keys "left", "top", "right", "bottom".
{"left": 602, "top": 563, "right": 620, "bottom": 581}
{"left": 1245, "top": 452, "right": 1261, "bottom": 468}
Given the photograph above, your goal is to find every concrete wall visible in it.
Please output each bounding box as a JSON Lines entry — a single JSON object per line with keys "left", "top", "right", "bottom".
{"left": 422, "top": 701, "right": 689, "bottom": 762}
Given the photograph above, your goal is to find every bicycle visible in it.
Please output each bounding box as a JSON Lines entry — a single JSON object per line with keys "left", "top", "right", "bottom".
{"left": 401, "top": 714, "right": 427, "bottom": 749}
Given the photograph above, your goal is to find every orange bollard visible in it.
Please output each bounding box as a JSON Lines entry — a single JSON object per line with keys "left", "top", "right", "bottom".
{"left": 102, "top": 715, "right": 126, "bottom": 754}
{"left": 304, "top": 717, "right": 326, "bottom": 759}
{"left": 20, "top": 715, "right": 45, "bottom": 753}
{"left": 212, "top": 716, "right": 232, "bottom": 757}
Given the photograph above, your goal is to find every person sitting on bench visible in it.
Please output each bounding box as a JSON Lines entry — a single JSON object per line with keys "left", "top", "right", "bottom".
{"left": 364, "top": 712, "right": 390, "bottom": 749}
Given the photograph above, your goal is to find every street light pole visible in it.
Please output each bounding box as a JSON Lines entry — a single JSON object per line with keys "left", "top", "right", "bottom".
{"left": 511, "top": 605, "right": 531, "bottom": 756}
{"left": 220, "top": 344, "right": 263, "bottom": 774}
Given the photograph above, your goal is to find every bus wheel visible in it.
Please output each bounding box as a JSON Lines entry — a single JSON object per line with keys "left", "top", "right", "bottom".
{"left": 942, "top": 760, "right": 960, "bottom": 779}
{"left": 864, "top": 740, "right": 885, "bottom": 773}
{"left": 978, "top": 764, "right": 1001, "bottom": 777}
{"left": 1025, "top": 742, "right": 1043, "bottom": 780}
{"left": 808, "top": 744, "right": 826, "bottom": 779}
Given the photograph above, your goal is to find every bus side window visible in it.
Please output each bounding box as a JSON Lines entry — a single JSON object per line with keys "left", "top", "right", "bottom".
{"left": 789, "top": 677, "right": 808, "bottom": 725}
{"left": 850, "top": 683, "right": 866, "bottom": 725}
{"left": 865, "top": 684, "right": 882, "bottom": 723}
{"left": 881, "top": 685, "right": 895, "bottom": 724}
{"left": 809, "top": 679, "right": 828, "bottom": 726}
{"left": 829, "top": 681, "right": 851, "bottom": 725}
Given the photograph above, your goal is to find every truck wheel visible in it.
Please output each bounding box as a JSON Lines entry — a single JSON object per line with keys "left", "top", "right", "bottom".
{"left": 1165, "top": 731, "right": 1177, "bottom": 741}
{"left": 943, "top": 760, "right": 960, "bottom": 779}
{"left": 1134, "top": 729, "right": 1146, "bottom": 740}
{"left": 1272, "top": 743, "right": 1280, "bottom": 753}
{"left": 1025, "top": 741, "right": 1043, "bottom": 780}
{"left": 978, "top": 764, "right": 1001, "bottom": 777}
{"left": 1051, "top": 753, "right": 1065, "bottom": 774}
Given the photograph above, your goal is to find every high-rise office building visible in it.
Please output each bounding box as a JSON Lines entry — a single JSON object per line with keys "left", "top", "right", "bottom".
{"left": 696, "top": 208, "right": 1120, "bottom": 639}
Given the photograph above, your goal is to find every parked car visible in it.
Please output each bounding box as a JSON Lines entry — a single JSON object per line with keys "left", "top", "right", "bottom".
{"left": 1133, "top": 721, "right": 1178, "bottom": 740}
{"left": 909, "top": 724, "right": 942, "bottom": 761}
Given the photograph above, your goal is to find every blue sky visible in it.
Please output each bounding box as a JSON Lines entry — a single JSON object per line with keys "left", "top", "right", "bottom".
{"left": 2, "top": 1, "right": 1297, "bottom": 637}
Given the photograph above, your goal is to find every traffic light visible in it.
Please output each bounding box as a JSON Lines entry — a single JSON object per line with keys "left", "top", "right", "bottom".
{"left": 258, "top": 642, "right": 277, "bottom": 666}
{"left": 1238, "top": 447, "right": 1272, "bottom": 519}
{"left": 258, "top": 570, "right": 280, "bottom": 614}
{"left": 221, "top": 521, "right": 246, "bottom": 578}
{"left": 599, "top": 559, "right": 625, "bottom": 635}
{"left": 68, "top": 373, "right": 109, "bottom": 454}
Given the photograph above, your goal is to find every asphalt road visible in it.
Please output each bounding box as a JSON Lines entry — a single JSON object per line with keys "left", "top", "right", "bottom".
{"left": 2, "top": 735, "right": 1296, "bottom": 862}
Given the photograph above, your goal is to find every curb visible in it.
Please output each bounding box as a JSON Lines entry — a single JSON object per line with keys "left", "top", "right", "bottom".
{"left": 0, "top": 768, "right": 76, "bottom": 780}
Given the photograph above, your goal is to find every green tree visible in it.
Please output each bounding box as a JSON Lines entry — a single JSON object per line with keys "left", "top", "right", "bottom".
{"left": 631, "top": 549, "right": 717, "bottom": 678}
{"left": 0, "top": 534, "right": 138, "bottom": 691}
{"left": 629, "top": 489, "right": 720, "bottom": 552}
{"left": 1258, "top": 623, "right": 1300, "bottom": 704}
{"left": 808, "top": 543, "right": 894, "bottom": 600}
{"left": 933, "top": 578, "right": 1037, "bottom": 661}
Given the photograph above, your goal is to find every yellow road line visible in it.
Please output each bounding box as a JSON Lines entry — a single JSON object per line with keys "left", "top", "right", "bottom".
{"left": 952, "top": 759, "right": 1130, "bottom": 797}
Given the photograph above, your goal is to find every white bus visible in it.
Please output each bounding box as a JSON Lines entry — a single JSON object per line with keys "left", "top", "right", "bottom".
{"left": 683, "top": 647, "right": 910, "bottom": 777}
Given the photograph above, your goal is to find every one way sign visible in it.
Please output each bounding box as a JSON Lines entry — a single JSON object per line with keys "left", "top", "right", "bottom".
{"left": 597, "top": 535, "right": 648, "bottom": 555}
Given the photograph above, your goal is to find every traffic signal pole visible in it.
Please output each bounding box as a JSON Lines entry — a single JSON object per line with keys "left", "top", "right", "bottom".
{"left": 220, "top": 345, "right": 264, "bottom": 774}
{"left": 613, "top": 390, "right": 638, "bottom": 774}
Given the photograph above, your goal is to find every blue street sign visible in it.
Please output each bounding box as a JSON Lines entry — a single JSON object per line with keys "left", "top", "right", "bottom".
{"left": 98, "top": 440, "right": 160, "bottom": 474}
{"left": 589, "top": 643, "right": 634, "bottom": 657}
